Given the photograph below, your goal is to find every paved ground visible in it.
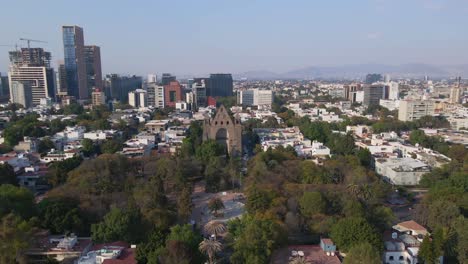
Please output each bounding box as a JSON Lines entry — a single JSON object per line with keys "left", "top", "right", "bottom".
{"left": 190, "top": 181, "right": 245, "bottom": 231}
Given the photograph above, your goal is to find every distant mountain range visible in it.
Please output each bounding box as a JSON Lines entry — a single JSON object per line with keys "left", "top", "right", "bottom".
{"left": 234, "top": 64, "right": 468, "bottom": 80}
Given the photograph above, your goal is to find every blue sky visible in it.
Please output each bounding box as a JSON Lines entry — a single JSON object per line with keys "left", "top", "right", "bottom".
{"left": 1, "top": 0, "right": 467, "bottom": 76}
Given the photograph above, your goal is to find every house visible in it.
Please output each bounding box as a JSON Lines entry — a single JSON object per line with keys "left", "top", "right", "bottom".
{"left": 383, "top": 221, "right": 442, "bottom": 264}
{"left": 271, "top": 238, "right": 341, "bottom": 264}
{"left": 78, "top": 241, "right": 136, "bottom": 264}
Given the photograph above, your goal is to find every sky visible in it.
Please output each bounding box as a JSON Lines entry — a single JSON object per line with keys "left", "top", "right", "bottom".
{"left": 1, "top": 0, "right": 468, "bottom": 76}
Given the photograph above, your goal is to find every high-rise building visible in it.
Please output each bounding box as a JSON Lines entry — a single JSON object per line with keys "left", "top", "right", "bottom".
{"left": 91, "top": 89, "right": 106, "bottom": 106}
{"left": 147, "top": 74, "right": 157, "bottom": 83}
{"left": 84, "top": 45, "right": 103, "bottom": 91}
{"left": 104, "top": 74, "right": 142, "bottom": 103}
{"left": 344, "top": 84, "right": 361, "bottom": 103}
{"left": 10, "top": 81, "right": 33, "bottom": 108}
{"left": 8, "top": 48, "right": 56, "bottom": 105}
{"left": 147, "top": 83, "right": 165, "bottom": 108}
{"left": 128, "top": 89, "right": 148, "bottom": 108}
{"left": 388, "top": 82, "right": 399, "bottom": 100}
{"left": 449, "top": 77, "right": 462, "bottom": 104}
{"left": 365, "top": 73, "right": 382, "bottom": 84}
{"left": 209, "top": 73, "right": 233, "bottom": 97}
{"left": 0, "top": 73, "right": 10, "bottom": 102}
{"left": 239, "top": 89, "right": 273, "bottom": 107}
{"left": 58, "top": 64, "right": 68, "bottom": 94}
{"left": 192, "top": 78, "right": 208, "bottom": 109}
{"left": 63, "top": 25, "right": 88, "bottom": 100}
{"left": 161, "top": 73, "right": 176, "bottom": 85}
{"left": 363, "top": 84, "right": 385, "bottom": 106}
{"left": 398, "top": 100, "right": 435, "bottom": 122}
{"left": 164, "top": 81, "right": 183, "bottom": 108}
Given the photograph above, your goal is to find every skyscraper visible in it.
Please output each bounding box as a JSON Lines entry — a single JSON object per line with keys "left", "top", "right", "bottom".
{"left": 209, "top": 73, "right": 233, "bottom": 97}
{"left": 0, "top": 73, "right": 9, "bottom": 102}
{"left": 104, "top": 74, "right": 142, "bottom": 103}
{"left": 8, "top": 48, "right": 56, "bottom": 105}
{"left": 84, "top": 45, "right": 103, "bottom": 91}
{"left": 63, "top": 25, "right": 88, "bottom": 100}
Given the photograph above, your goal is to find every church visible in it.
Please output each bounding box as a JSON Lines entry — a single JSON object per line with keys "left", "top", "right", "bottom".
{"left": 202, "top": 105, "right": 242, "bottom": 156}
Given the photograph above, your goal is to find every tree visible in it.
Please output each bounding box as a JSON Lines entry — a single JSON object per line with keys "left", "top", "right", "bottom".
{"left": 356, "top": 148, "right": 372, "bottom": 167}
{"left": 299, "top": 191, "right": 326, "bottom": 217}
{"left": 0, "top": 184, "right": 35, "bottom": 219}
{"left": 47, "top": 156, "right": 83, "bottom": 187}
{"left": 0, "top": 163, "right": 16, "bottom": 185}
{"left": 230, "top": 217, "right": 287, "bottom": 264}
{"left": 0, "top": 213, "right": 33, "bottom": 264}
{"left": 208, "top": 197, "right": 225, "bottom": 216}
{"left": 91, "top": 207, "right": 144, "bottom": 243}
{"left": 100, "top": 139, "right": 122, "bottom": 154}
{"left": 454, "top": 217, "right": 468, "bottom": 264}
{"left": 204, "top": 221, "right": 227, "bottom": 238}
{"left": 38, "top": 197, "right": 84, "bottom": 234}
{"left": 330, "top": 217, "right": 381, "bottom": 252}
{"left": 195, "top": 140, "right": 225, "bottom": 164}
{"left": 136, "top": 228, "right": 167, "bottom": 264}
{"left": 177, "top": 187, "right": 193, "bottom": 223}
{"left": 344, "top": 242, "right": 381, "bottom": 264}
{"left": 38, "top": 138, "right": 55, "bottom": 154}
{"left": 162, "top": 224, "right": 203, "bottom": 264}
{"left": 81, "top": 138, "right": 97, "bottom": 157}
{"left": 419, "top": 236, "right": 436, "bottom": 264}
{"left": 199, "top": 239, "right": 222, "bottom": 264}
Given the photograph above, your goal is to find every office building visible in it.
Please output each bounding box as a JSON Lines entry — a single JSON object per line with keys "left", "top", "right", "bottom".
{"left": 62, "top": 25, "right": 88, "bottom": 99}
{"left": 239, "top": 89, "right": 273, "bottom": 107}
{"left": 164, "top": 81, "right": 183, "bottom": 108}
{"left": 161, "top": 73, "right": 176, "bottom": 85}
{"left": 398, "top": 100, "right": 435, "bottom": 122}
{"left": 363, "top": 84, "right": 385, "bottom": 106}
{"left": 91, "top": 89, "right": 106, "bottom": 106}
{"left": 84, "top": 45, "right": 102, "bottom": 91}
{"left": 147, "top": 74, "right": 157, "bottom": 83}
{"left": 0, "top": 73, "right": 9, "bottom": 102}
{"left": 192, "top": 78, "right": 208, "bottom": 109}
{"left": 209, "top": 73, "right": 233, "bottom": 97}
{"left": 147, "top": 83, "right": 165, "bottom": 108}
{"left": 8, "top": 48, "right": 56, "bottom": 105}
{"left": 388, "top": 82, "right": 399, "bottom": 100}
{"left": 365, "top": 73, "right": 382, "bottom": 84}
{"left": 10, "top": 81, "right": 33, "bottom": 108}
{"left": 344, "top": 84, "right": 361, "bottom": 103}
{"left": 104, "top": 74, "right": 142, "bottom": 103}
{"left": 128, "top": 89, "right": 147, "bottom": 108}
{"left": 58, "top": 64, "right": 68, "bottom": 94}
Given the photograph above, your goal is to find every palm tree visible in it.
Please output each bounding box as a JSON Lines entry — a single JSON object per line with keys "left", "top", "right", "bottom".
{"left": 208, "top": 197, "right": 225, "bottom": 216}
{"left": 204, "top": 221, "right": 227, "bottom": 238}
{"left": 199, "top": 238, "right": 222, "bottom": 264}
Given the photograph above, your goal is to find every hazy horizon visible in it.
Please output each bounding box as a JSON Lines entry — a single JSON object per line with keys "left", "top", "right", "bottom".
{"left": 1, "top": 0, "right": 468, "bottom": 76}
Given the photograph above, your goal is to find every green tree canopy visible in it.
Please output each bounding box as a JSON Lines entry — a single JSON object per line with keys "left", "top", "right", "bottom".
{"left": 91, "top": 207, "right": 144, "bottom": 243}
{"left": 330, "top": 217, "right": 382, "bottom": 252}
{"left": 0, "top": 163, "right": 16, "bottom": 185}
{"left": 0, "top": 184, "right": 35, "bottom": 219}
{"left": 299, "top": 191, "right": 327, "bottom": 217}
{"left": 343, "top": 242, "right": 381, "bottom": 264}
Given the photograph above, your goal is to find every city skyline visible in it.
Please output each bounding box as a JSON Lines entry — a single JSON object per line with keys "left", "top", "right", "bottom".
{"left": 1, "top": 0, "right": 468, "bottom": 76}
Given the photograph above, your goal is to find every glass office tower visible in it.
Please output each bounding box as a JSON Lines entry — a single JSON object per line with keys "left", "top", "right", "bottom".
{"left": 63, "top": 25, "right": 88, "bottom": 99}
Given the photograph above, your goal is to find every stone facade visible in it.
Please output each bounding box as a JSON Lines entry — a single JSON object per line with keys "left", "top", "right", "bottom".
{"left": 203, "top": 105, "right": 242, "bottom": 156}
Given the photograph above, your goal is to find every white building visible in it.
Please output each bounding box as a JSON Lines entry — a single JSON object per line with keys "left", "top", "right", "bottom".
{"left": 374, "top": 157, "right": 430, "bottom": 185}
{"left": 398, "top": 100, "right": 435, "bottom": 122}
{"left": 10, "top": 81, "right": 33, "bottom": 108}
{"left": 383, "top": 221, "right": 442, "bottom": 264}
{"left": 8, "top": 66, "right": 55, "bottom": 106}
{"left": 388, "top": 82, "right": 399, "bottom": 100}
{"left": 128, "top": 89, "right": 147, "bottom": 108}
{"left": 240, "top": 89, "right": 273, "bottom": 107}
{"left": 147, "top": 83, "right": 164, "bottom": 108}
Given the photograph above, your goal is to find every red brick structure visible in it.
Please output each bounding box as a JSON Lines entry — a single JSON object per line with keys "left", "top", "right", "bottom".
{"left": 164, "top": 81, "right": 183, "bottom": 108}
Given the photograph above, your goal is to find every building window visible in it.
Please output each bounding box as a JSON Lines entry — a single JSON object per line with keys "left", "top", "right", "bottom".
{"left": 399, "top": 256, "right": 404, "bottom": 260}
{"left": 227, "top": 121, "right": 229, "bottom": 125}
{"left": 389, "top": 256, "right": 394, "bottom": 261}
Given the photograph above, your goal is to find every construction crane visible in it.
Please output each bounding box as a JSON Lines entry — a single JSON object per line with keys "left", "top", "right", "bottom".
{"left": 19, "top": 38, "right": 47, "bottom": 49}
